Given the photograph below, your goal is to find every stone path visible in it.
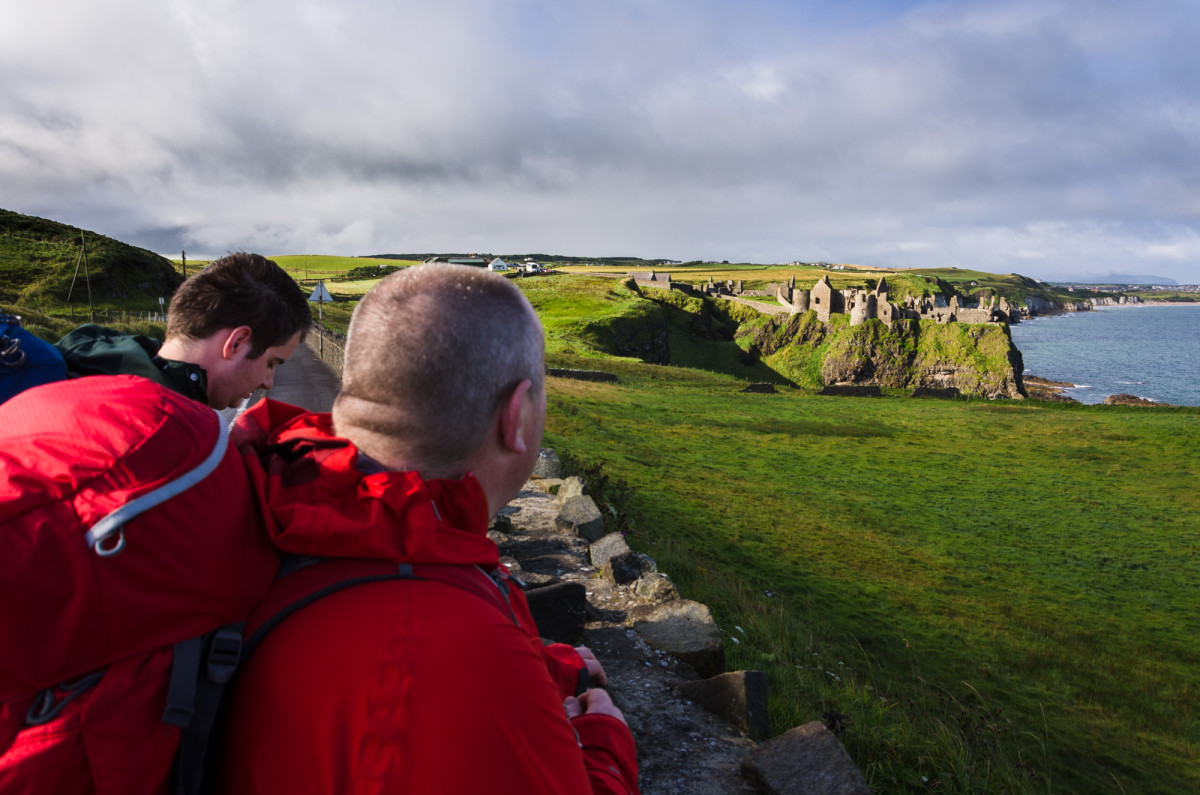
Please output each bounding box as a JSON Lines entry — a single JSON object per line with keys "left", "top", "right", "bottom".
{"left": 219, "top": 338, "right": 339, "bottom": 426}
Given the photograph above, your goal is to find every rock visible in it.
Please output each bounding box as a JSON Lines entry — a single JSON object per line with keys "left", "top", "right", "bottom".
{"left": 740, "top": 382, "right": 777, "bottom": 394}
{"left": 633, "top": 573, "right": 680, "bottom": 604}
{"left": 526, "top": 477, "right": 564, "bottom": 495}
{"left": 817, "top": 384, "right": 882, "bottom": 397}
{"left": 1104, "top": 393, "right": 1172, "bottom": 407}
{"left": 628, "top": 600, "right": 725, "bottom": 678}
{"left": 910, "top": 386, "right": 961, "bottom": 399}
{"left": 603, "top": 551, "right": 643, "bottom": 585}
{"left": 532, "top": 448, "right": 563, "bottom": 478}
{"left": 741, "top": 721, "right": 871, "bottom": 795}
{"left": 557, "top": 475, "right": 587, "bottom": 502}
{"left": 555, "top": 495, "right": 606, "bottom": 542}
{"left": 677, "top": 671, "right": 771, "bottom": 740}
{"left": 590, "top": 532, "right": 631, "bottom": 570}
{"left": 524, "top": 581, "right": 589, "bottom": 645}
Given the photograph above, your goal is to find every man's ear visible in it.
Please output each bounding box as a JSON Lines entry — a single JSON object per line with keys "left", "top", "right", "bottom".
{"left": 219, "top": 326, "right": 254, "bottom": 361}
{"left": 498, "top": 379, "right": 533, "bottom": 455}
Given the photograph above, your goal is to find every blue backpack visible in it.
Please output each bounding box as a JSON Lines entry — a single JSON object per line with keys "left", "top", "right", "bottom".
{"left": 0, "top": 315, "right": 67, "bottom": 404}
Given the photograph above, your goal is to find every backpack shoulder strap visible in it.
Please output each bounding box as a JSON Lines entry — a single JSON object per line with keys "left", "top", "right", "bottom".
{"left": 172, "top": 557, "right": 519, "bottom": 795}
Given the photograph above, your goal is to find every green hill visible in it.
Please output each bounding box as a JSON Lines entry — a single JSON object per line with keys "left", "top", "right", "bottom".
{"left": 0, "top": 208, "right": 182, "bottom": 307}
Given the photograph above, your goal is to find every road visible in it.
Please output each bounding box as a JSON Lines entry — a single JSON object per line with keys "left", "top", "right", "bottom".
{"left": 219, "top": 338, "right": 339, "bottom": 425}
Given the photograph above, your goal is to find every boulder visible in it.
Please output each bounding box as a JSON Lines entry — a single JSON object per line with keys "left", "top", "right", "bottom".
{"left": 603, "top": 551, "right": 643, "bottom": 585}
{"left": 555, "top": 495, "right": 606, "bottom": 542}
{"left": 557, "top": 475, "right": 587, "bottom": 502}
{"left": 590, "top": 532, "right": 632, "bottom": 570}
{"left": 633, "top": 573, "right": 680, "bottom": 604}
{"left": 628, "top": 600, "right": 724, "bottom": 678}
{"left": 524, "top": 582, "right": 589, "bottom": 645}
{"left": 741, "top": 721, "right": 871, "bottom": 794}
{"left": 1105, "top": 393, "right": 1171, "bottom": 407}
{"left": 910, "top": 386, "right": 961, "bottom": 399}
{"left": 532, "top": 448, "right": 563, "bottom": 478}
{"left": 676, "top": 670, "right": 771, "bottom": 740}
{"left": 817, "top": 384, "right": 882, "bottom": 397}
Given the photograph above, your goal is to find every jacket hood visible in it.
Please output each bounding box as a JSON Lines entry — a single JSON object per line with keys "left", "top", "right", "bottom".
{"left": 232, "top": 398, "right": 498, "bottom": 567}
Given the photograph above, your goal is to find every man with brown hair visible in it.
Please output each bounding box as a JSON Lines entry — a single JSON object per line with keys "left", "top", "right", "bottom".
{"left": 219, "top": 263, "right": 639, "bottom": 793}
{"left": 54, "top": 252, "right": 310, "bottom": 408}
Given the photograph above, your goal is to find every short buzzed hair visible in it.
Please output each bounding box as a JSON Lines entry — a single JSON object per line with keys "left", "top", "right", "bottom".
{"left": 332, "top": 264, "right": 544, "bottom": 476}
{"left": 167, "top": 252, "right": 310, "bottom": 357}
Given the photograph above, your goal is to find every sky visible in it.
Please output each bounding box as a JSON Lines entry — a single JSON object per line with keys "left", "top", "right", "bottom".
{"left": 3, "top": 0, "right": 1199, "bottom": 284}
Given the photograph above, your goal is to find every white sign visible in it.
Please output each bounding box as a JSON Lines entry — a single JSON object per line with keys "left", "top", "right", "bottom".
{"left": 309, "top": 282, "right": 333, "bottom": 302}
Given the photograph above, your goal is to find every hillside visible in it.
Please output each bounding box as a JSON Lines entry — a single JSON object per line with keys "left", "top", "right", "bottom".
{"left": 514, "top": 276, "right": 1025, "bottom": 398}
{"left": 0, "top": 208, "right": 181, "bottom": 307}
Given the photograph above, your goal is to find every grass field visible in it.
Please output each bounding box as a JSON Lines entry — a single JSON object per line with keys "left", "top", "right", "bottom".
{"left": 541, "top": 363, "right": 1199, "bottom": 793}
{"left": 503, "top": 275, "right": 1200, "bottom": 793}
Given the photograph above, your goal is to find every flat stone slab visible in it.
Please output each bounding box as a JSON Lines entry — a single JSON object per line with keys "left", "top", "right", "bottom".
{"left": 628, "top": 599, "right": 725, "bottom": 679}
{"left": 741, "top": 721, "right": 871, "bottom": 795}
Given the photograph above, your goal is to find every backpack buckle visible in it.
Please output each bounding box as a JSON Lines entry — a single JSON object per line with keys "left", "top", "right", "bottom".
{"left": 206, "top": 628, "right": 243, "bottom": 684}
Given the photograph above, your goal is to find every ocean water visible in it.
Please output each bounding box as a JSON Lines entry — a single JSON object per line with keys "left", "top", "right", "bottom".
{"left": 1008, "top": 303, "right": 1200, "bottom": 407}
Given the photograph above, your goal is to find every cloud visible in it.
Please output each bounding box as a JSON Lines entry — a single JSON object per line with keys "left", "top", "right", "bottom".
{"left": 2, "top": 0, "right": 1198, "bottom": 282}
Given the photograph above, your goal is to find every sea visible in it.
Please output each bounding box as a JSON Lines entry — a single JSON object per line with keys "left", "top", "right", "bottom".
{"left": 1007, "top": 303, "right": 1200, "bottom": 407}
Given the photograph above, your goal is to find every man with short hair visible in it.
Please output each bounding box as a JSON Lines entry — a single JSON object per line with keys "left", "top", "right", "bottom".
{"left": 219, "top": 264, "right": 639, "bottom": 793}
{"left": 54, "top": 252, "right": 310, "bottom": 408}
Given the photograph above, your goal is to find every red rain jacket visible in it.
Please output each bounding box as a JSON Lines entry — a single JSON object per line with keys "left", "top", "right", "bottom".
{"left": 217, "top": 399, "right": 640, "bottom": 794}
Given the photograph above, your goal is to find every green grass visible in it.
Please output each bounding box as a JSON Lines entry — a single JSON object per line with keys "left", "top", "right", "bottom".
{"left": 543, "top": 370, "right": 1199, "bottom": 793}
{"left": 1, "top": 208, "right": 180, "bottom": 308}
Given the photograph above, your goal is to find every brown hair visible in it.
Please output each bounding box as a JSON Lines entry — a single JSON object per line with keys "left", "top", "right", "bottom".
{"left": 332, "top": 264, "right": 544, "bottom": 476}
{"left": 166, "top": 252, "right": 310, "bottom": 357}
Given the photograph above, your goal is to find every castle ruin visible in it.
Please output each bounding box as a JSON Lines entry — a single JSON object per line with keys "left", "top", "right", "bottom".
{"left": 777, "top": 276, "right": 1013, "bottom": 326}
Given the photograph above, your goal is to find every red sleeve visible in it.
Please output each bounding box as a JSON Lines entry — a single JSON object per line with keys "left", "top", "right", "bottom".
{"left": 574, "top": 714, "right": 642, "bottom": 795}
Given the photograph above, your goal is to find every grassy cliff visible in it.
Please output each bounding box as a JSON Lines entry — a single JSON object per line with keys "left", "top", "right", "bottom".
{"left": 0, "top": 208, "right": 181, "bottom": 307}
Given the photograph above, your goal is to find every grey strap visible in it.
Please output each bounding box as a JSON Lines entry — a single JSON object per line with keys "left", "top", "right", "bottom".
{"left": 86, "top": 410, "right": 229, "bottom": 555}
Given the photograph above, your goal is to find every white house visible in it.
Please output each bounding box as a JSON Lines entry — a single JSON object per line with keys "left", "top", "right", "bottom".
{"left": 488, "top": 257, "right": 510, "bottom": 272}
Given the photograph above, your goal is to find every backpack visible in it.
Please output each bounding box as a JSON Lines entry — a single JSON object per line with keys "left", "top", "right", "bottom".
{"left": 0, "top": 315, "right": 67, "bottom": 405}
{"left": 0, "top": 375, "right": 278, "bottom": 795}
{"left": 0, "top": 376, "right": 532, "bottom": 795}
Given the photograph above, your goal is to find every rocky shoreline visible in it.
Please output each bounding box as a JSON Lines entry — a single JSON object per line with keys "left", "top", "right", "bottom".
{"left": 1022, "top": 375, "right": 1175, "bottom": 406}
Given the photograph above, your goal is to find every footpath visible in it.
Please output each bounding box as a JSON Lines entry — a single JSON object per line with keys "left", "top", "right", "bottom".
{"left": 243, "top": 334, "right": 870, "bottom": 794}
{"left": 218, "top": 338, "right": 338, "bottom": 426}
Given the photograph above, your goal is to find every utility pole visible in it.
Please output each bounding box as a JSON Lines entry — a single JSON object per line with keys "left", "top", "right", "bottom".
{"left": 182, "top": 250, "right": 187, "bottom": 279}
{"left": 66, "top": 232, "right": 95, "bottom": 322}
{"left": 82, "top": 233, "right": 94, "bottom": 322}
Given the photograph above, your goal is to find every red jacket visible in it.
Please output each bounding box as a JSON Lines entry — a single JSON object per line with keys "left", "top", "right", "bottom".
{"left": 218, "top": 399, "right": 639, "bottom": 794}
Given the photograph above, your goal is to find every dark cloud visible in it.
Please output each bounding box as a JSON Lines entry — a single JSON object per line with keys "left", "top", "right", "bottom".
{"left": 0, "top": 0, "right": 1197, "bottom": 282}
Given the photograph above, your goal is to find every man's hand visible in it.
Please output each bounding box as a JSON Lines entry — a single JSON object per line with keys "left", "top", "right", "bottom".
{"left": 574, "top": 645, "right": 607, "bottom": 686}
{"left": 564, "top": 688, "right": 628, "bottom": 726}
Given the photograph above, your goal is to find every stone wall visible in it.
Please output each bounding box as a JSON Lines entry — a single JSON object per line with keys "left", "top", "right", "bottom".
{"left": 508, "top": 454, "right": 871, "bottom": 794}
{"left": 311, "top": 323, "right": 346, "bottom": 377}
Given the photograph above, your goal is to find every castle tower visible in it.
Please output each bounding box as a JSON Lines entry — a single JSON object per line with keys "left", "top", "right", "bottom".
{"left": 811, "top": 276, "right": 835, "bottom": 322}
{"left": 849, "top": 289, "right": 870, "bottom": 325}
{"left": 793, "top": 289, "right": 811, "bottom": 314}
